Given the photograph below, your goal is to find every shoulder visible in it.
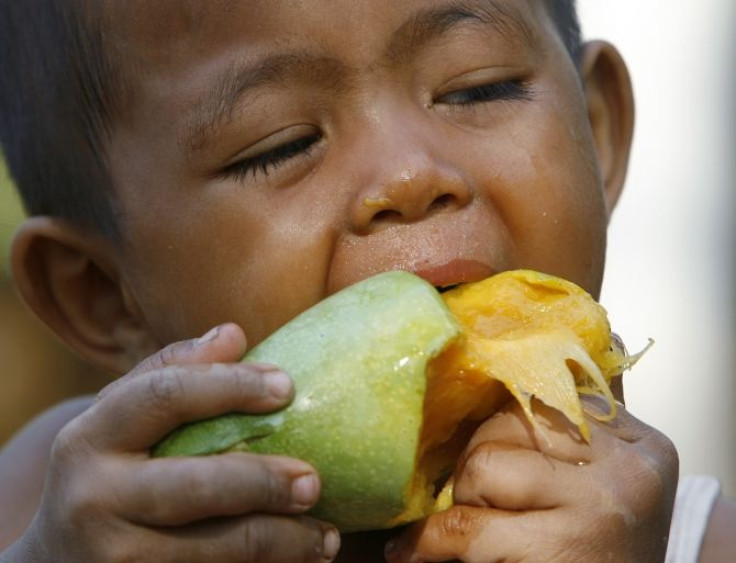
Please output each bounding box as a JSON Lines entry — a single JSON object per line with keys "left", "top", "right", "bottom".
{"left": 0, "top": 395, "right": 94, "bottom": 473}
{"left": 0, "top": 396, "right": 94, "bottom": 549}
{"left": 1, "top": 395, "right": 95, "bottom": 459}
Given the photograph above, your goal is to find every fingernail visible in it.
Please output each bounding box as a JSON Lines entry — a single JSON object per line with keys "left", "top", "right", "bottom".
{"left": 291, "top": 473, "right": 319, "bottom": 508}
{"left": 322, "top": 528, "right": 340, "bottom": 560}
{"left": 195, "top": 326, "right": 220, "bottom": 346}
{"left": 582, "top": 394, "right": 614, "bottom": 418}
{"left": 264, "top": 370, "right": 292, "bottom": 399}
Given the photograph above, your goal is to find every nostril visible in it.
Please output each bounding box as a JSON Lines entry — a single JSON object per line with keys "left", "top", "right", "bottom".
{"left": 372, "top": 209, "right": 403, "bottom": 224}
{"left": 371, "top": 193, "right": 458, "bottom": 224}
{"left": 427, "top": 193, "right": 457, "bottom": 214}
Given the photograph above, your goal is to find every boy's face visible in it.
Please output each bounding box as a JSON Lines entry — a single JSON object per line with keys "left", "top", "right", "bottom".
{"left": 105, "top": 0, "right": 613, "bottom": 349}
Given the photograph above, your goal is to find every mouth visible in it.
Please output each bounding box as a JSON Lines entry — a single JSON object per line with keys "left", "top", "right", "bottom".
{"left": 413, "top": 259, "right": 496, "bottom": 291}
{"left": 436, "top": 284, "right": 459, "bottom": 294}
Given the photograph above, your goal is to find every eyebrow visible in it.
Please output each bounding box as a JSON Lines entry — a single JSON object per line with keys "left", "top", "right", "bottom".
{"left": 185, "top": 54, "right": 347, "bottom": 153}
{"left": 184, "top": 0, "right": 535, "bottom": 154}
{"left": 387, "top": 0, "right": 535, "bottom": 64}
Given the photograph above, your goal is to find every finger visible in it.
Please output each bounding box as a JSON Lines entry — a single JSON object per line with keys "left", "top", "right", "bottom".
{"left": 385, "top": 505, "right": 525, "bottom": 563}
{"left": 119, "top": 453, "right": 320, "bottom": 526}
{"left": 465, "top": 399, "right": 593, "bottom": 464}
{"left": 145, "top": 515, "right": 340, "bottom": 563}
{"left": 130, "top": 323, "right": 248, "bottom": 375}
{"left": 453, "top": 440, "right": 583, "bottom": 511}
{"left": 83, "top": 362, "right": 293, "bottom": 450}
{"left": 98, "top": 323, "right": 250, "bottom": 400}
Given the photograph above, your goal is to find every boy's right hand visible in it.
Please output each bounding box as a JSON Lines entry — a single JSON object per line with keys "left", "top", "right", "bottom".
{"left": 11, "top": 323, "right": 340, "bottom": 562}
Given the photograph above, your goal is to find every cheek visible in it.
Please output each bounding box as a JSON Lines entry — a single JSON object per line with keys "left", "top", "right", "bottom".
{"left": 470, "top": 106, "right": 608, "bottom": 295}
{"left": 121, "top": 191, "right": 340, "bottom": 346}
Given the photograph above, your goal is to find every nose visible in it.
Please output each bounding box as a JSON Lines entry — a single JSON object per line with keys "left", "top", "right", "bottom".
{"left": 349, "top": 131, "right": 472, "bottom": 234}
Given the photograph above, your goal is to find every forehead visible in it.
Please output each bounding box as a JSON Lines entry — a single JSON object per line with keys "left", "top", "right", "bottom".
{"left": 101, "top": 0, "right": 563, "bottom": 145}
{"left": 103, "top": 0, "right": 555, "bottom": 64}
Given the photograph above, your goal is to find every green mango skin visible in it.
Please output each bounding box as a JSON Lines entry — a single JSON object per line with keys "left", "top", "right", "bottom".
{"left": 153, "top": 271, "right": 461, "bottom": 532}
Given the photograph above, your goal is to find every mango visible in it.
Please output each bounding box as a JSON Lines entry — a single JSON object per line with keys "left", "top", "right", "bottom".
{"left": 153, "top": 270, "right": 640, "bottom": 532}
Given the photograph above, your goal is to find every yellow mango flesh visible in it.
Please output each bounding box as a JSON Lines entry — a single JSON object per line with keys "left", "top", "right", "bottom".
{"left": 390, "top": 270, "right": 635, "bottom": 526}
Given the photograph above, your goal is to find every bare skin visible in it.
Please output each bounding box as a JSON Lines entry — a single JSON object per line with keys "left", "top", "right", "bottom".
{"left": 2, "top": 0, "right": 729, "bottom": 561}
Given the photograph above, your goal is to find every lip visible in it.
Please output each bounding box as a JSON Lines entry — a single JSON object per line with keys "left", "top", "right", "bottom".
{"left": 413, "top": 259, "right": 496, "bottom": 288}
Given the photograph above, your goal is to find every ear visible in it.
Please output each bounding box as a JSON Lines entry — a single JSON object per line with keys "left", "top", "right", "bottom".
{"left": 579, "top": 40, "right": 635, "bottom": 218}
{"left": 10, "top": 217, "right": 161, "bottom": 374}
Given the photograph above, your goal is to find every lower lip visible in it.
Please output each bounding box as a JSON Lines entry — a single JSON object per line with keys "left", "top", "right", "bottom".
{"left": 413, "top": 259, "right": 496, "bottom": 288}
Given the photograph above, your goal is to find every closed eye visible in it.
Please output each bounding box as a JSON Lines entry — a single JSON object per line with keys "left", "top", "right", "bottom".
{"left": 222, "top": 134, "right": 322, "bottom": 181}
{"left": 437, "top": 80, "right": 532, "bottom": 106}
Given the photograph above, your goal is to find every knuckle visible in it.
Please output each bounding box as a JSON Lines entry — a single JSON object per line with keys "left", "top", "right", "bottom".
{"left": 46, "top": 420, "right": 112, "bottom": 526}
{"left": 229, "top": 364, "right": 269, "bottom": 400}
{"left": 461, "top": 442, "right": 495, "bottom": 481}
{"left": 59, "top": 465, "right": 107, "bottom": 530}
{"left": 628, "top": 432, "right": 679, "bottom": 507}
{"left": 651, "top": 429, "right": 680, "bottom": 472}
{"left": 224, "top": 364, "right": 256, "bottom": 396}
{"left": 63, "top": 482, "right": 98, "bottom": 524}
{"left": 50, "top": 417, "right": 93, "bottom": 467}
{"left": 50, "top": 422, "right": 81, "bottom": 462}
{"left": 240, "top": 518, "right": 275, "bottom": 562}
{"left": 262, "top": 464, "right": 292, "bottom": 508}
{"left": 440, "top": 507, "right": 475, "bottom": 538}
{"left": 158, "top": 340, "right": 187, "bottom": 367}
{"left": 146, "top": 367, "right": 186, "bottom": 411}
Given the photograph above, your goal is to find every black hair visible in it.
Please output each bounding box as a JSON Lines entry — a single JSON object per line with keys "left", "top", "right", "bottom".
{"left": 546, "top": 0, "right": 583, "bottom": 62}
{"left": 0, "top": 0, "right": 123, "bottom": 239}
{"left": 0, "top": 1, "right": 582, "bottom": 241}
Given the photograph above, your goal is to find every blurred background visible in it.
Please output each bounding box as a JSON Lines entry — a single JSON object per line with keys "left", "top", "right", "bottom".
{"left": 1, "top": 1, "right": 734, "bottom": 497}
{"left": 580, "top": 1, "right": 736, "bottom": 496}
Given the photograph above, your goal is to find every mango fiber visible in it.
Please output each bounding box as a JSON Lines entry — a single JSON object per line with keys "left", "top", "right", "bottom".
{"left": 153, "top": 270, "right": 640, "bottom": 532}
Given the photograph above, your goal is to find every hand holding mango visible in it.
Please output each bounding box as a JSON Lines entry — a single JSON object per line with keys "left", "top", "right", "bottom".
{"left": 153, "top": 270, "right": 644, "bottom": 532}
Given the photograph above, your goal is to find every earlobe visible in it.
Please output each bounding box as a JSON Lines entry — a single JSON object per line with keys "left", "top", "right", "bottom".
{"left": 10, "top": 217, "right": 160, "bottom": 374}
{"left": 580, "top": 40, "right": 635, "bottom": 218}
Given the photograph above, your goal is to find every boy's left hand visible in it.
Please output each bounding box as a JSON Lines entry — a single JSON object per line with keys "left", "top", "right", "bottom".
{"left": 385, "top": 396, "right": 679, "bottom": 563}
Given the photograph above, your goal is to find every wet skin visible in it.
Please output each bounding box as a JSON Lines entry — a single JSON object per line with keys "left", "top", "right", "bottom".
{"left": 103, "top": 0, "right": 612, "bottom": 352}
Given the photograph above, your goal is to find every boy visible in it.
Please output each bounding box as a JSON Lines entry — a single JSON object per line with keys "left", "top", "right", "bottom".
{"left": 0, "top": 0, "right": 730, "bottom": 560}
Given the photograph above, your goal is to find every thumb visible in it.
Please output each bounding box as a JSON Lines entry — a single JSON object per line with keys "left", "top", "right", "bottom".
{"left": 97, "top": 323, "right": 248, "bottom": 399}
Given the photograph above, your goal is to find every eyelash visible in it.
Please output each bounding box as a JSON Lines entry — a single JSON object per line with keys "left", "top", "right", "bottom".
{"left": 221, "top": 81, "right": 529, "bottom": 181}
{"left": 439, "top": 80, "right": 532, "bottom": 106}
{"left": 223, "top": 134, "right": 321, "bottom": 180}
